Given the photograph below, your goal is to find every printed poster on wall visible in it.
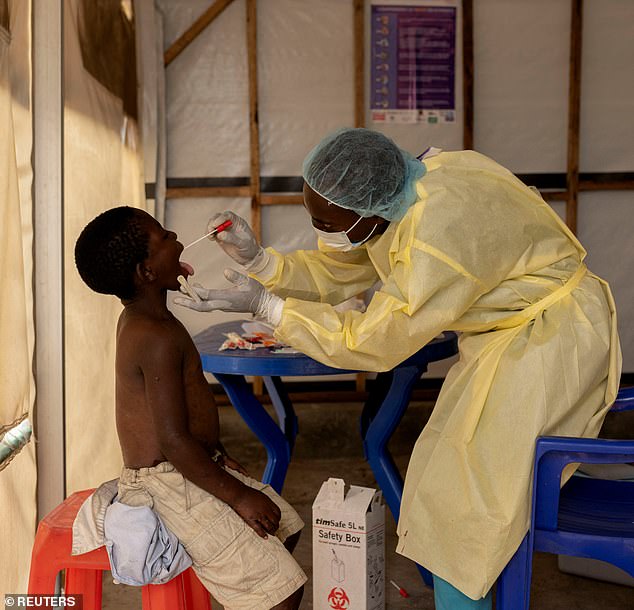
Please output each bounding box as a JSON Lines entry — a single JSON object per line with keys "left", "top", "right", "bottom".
{"left": 370, "top": 1, "right": 457, "bottom": 124}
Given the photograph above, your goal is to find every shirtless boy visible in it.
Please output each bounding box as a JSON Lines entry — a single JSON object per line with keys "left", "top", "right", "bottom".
{"left": 74, "top": 206, "right": 306, "bottom": 609}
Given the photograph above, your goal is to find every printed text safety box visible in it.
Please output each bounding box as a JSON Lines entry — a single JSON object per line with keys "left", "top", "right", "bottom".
{"left": 313, "top": 478, "right": 385, "bottom": 609}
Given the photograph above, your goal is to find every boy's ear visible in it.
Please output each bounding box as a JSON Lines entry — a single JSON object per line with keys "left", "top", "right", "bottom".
{"left": 135, "top": 262, "right": 156, "bottom": 283}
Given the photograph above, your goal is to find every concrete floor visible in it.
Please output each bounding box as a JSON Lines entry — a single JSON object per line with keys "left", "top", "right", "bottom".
{"left": 101, "top": 399, "right": 633, "bottom": 609}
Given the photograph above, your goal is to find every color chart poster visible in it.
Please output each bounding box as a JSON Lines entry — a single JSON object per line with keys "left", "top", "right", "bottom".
{"left": 370, "top": 2, "right": 457, "bottom": 124}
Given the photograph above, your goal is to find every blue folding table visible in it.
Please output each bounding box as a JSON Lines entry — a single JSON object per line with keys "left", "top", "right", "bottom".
{"left": 193, "top": 320, "right": 458, "bottom": 527}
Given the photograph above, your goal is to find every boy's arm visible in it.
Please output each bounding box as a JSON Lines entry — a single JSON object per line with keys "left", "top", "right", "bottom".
{"left": 139, "top": 323, "right": 280, "bottom": 538}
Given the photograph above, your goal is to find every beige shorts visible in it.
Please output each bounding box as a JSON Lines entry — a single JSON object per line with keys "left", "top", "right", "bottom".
{"left": 118, "top": 462, "right": 306, "bottom": 610}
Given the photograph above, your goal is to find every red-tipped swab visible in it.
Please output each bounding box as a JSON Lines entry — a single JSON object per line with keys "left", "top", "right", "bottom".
{"left": 182, "top": 219, "right": 233, "bottom": 250}
{"left": 390, "top": 580, "right": 409, "bottom": 598}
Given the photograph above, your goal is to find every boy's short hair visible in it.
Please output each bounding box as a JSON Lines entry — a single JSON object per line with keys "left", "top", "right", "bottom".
{"left": 75, "top": 206, "right": 150, "bottom": 300}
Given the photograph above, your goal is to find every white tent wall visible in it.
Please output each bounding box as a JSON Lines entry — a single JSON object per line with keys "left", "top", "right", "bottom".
{"left": 158, "top": 0, "right": 634, "bottom": 374}
{"left": 63, "top": 0, "right": 146, "bottom": 494}
{"left": 5, "top": 0, "right": 632, "bottom": 596}
{"left": 0, "top": 0, "right": 36, "bottom": 597}
{"left": 473, "top": 0, "right": 569, "bottom": 170}
{"left": 576, "top": 1, "right": 634, "bottom": 367}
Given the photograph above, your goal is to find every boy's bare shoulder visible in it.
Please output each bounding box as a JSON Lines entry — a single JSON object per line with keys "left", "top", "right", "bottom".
{"left": 117, "top": 310, "right": 191, "bottom": 361}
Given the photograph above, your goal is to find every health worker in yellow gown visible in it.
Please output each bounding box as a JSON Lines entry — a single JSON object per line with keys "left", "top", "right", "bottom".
{"left": 175, "top": 128, "right": 621, "bottom": 609}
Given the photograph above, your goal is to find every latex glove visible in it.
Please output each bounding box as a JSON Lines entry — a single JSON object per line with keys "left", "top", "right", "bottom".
{"left": 174, "top": 269, "right": 284, "bottom": 326}
{"left": 208, "top": 211, "right": 265, "bottom": 268}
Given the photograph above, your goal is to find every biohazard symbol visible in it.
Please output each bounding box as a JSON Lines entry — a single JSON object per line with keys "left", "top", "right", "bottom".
{"left": 327, "top": 587, "right": 350, "bottom": 609}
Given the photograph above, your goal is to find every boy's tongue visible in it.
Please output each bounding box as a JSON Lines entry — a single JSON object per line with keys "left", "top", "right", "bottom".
{"left": 180, "top": 261, "right": 194, "bottom": 277}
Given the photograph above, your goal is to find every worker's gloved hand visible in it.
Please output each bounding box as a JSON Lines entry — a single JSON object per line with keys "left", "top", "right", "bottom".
{"left": 173, "top": 269, "right": 284, "bottom": 326}
{"left": 208, "top": 211, "right": 266, "bottom": 269}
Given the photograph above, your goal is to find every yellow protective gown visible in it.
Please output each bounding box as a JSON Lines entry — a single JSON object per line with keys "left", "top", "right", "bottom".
{"left": 251, "top": 150, "right": 621, "bottom": 599}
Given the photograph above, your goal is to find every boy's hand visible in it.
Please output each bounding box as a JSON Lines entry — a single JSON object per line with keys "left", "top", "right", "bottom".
{"left": 232, "top": 487, "right": 281, "bottom": 538}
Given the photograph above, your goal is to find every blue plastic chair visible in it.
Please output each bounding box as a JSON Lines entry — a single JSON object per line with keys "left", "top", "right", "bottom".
{"left": 496, "top": 386, "right": 634, "bottom": 609}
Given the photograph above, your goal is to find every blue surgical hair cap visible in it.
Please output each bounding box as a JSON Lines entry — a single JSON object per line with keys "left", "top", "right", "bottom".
{"left": 302, "top": 128, "right": 426, "bottom": 221}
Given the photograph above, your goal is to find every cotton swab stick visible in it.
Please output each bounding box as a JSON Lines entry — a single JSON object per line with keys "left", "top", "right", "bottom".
{"left": 182, "top": 219, "right": 233, "bottom": 250}
{"left": 390, "top": 580, "right": 409, "bottom": 598}
{"left": 177, "top": 275, "right": 202, "bottom": 303}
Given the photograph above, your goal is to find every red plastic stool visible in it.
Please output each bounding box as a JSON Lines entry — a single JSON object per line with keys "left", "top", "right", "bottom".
{"left": 28, "top": 489, "right": 212, "bottom": 610}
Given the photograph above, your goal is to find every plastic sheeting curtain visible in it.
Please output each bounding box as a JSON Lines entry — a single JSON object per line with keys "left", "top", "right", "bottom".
{"left": 64, "top": 0, "right": 145, "bottom": 492}
{"left": 0, "top": 0, "right": 37, "bottom": 597}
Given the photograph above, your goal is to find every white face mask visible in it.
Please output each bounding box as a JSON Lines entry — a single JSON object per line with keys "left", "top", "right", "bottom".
{"left": 314, "top": 215, "right": 378, "bottom": 252}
